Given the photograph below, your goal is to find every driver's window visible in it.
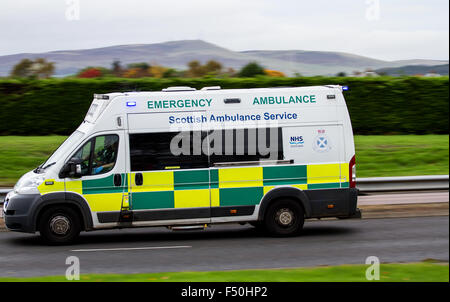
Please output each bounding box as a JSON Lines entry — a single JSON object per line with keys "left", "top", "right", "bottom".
{"left": 69, "top": 134, "right": 119, "bottom": 177}
{"left": 71, "top": 140, "right": 92, "bottom": 176}
{"left": 91, "top": 135, "right": 119, "bottom": 175}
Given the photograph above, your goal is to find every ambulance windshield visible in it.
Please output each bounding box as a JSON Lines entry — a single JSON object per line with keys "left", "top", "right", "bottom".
{"left": 38, "top": 130, "right": 84, "bottom": 171}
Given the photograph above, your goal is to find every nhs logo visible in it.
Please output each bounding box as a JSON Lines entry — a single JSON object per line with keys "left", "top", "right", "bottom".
{"left": 289, "top": 136, "right": 304, "bottom": 147}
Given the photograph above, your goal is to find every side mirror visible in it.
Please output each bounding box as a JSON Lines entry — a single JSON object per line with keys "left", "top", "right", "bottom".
{"left": 60, "top": 159, "right": 83, "bottom": 179}
{"left": 72, "top": 163, "right": 82, "bottom": 178}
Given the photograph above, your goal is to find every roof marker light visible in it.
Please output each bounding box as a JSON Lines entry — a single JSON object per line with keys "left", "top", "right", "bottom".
{"left": 126, "top": 101, "right": 136, "bottom": 107}
{"left": 342, "top": 85, "right": 349, "bottom": 91}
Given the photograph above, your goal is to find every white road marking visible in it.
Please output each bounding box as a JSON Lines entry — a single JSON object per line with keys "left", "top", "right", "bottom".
{"left": 71, "top": 245, "right": 192, "bottom": 252}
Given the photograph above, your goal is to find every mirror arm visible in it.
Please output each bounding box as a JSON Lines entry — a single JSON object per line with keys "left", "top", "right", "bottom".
{"left": 59, "top": 162, "right": 82, "bottom": 179}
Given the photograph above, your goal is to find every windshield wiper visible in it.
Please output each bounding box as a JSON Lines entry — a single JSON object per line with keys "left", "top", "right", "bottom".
{"left": 42, "top": 162, "right": 56, "bottom": 170}
{"left": 33, "top": 164, "right": 44, "bottom": 173}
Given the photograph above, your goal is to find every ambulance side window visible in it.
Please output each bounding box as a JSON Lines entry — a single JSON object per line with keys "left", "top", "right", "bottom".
{"left": 129, "top": 132, "right": 208, "bottom": 171}
{"left": 208, "top": 127, "right": 284, "bottom": 165}
{"left": 91, "top": 135, "right": 119, "bottom": 175}
{"left": 71, "top": 140, "right": 92, "bottom": 176}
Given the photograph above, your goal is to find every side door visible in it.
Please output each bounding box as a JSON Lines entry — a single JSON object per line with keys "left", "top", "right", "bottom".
{"left": 64, "top": 131, "right": 127, "bottom": 225}
{"left": 208, "top": 127, "right": 283, "bottom": 221}
{"left": 127, "top": 112, "right": 211, "bottom": 225}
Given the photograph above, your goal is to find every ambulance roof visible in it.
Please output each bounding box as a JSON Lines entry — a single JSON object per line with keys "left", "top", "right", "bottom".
{"left": 94, "top": 85, "right": 344, "bottom": 100}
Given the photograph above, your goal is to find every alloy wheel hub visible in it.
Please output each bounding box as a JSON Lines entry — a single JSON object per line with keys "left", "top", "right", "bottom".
{"left": 50, "top": 215, "right": 70, "bottom": 235}
{"left": 276, "top": 208, "right": 294, "bottom": 226}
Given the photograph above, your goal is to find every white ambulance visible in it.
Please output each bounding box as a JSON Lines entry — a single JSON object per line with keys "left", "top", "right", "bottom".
{"left": 3, "top": 85, "right": 360, "bottom": 244}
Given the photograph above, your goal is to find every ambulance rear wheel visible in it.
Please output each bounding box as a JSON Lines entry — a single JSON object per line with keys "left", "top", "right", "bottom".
{"left": 264, "top": 199, "right": 304, "bottom": 236}
{"left": 38, "top": 206, "right": 81, "bottom": 245}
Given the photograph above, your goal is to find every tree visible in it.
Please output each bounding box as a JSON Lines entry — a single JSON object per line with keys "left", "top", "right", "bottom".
{"left": 148, "top": 65, "right": 168, "bottom": 78}
{"left": 127, "top": 62, "right": 150, "bottom": 70}
{"left": 162, "top": 68, "right": 178, "bottom": 78}
{"left": 238, "top": 62, "right": 265, "bottom": 77}
{"left": 112, "top": 60, "right": 123, "bottom": 76}
{"left": 10, "top": 59, "right": 33, "bottom": 78}
{"left": 336, "top": 71, "right": 347, "bottom": 77}
{"left": 204, "top": 60, "right": 222, "bottom": 75}
{"left": 187, "top": 60, "right": 204, "bottom": 77}
{"left": 78, "top": 68, "right": 102, "bottom": 78}
{"left": 10, "top": 58, "right": 55, "bottom": 78}
{"left": 77, "top": 66, "right": 111, "bottom": 77}
{"left": 186, "top": 60, "right": 223, "bottom": 77}
{"left": 123, "top": 68, "right": 145, "bottom": 78}
{"left": 32, "top": 58, "right": 55, "bottom": 78}
{"left": 264, "top": 69, "right": 286, "bottom": 77}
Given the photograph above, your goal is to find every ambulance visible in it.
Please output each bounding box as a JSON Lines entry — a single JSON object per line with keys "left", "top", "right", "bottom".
{"left": 3, "top": 85, "right": 360, "bottom": 244}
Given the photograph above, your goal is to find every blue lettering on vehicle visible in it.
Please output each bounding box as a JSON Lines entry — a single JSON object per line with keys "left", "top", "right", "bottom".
{"left": 289, "top": 136, "right": 304, "bottom": 147}
{"left": 168, "top": 112, "right": 299, "bottom": 124}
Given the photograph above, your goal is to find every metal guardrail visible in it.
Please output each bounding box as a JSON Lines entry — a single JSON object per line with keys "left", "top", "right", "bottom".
{"left": 0, "top": 175, "right": 448, "bottom": 204}
{"left": 0, "top": 188, "right": 12, "bottom": 204}
{"left": 0, "top": 188, "right": 12, "bottom": 194}
{"left": 357, "top": 175, "right": 449, "bottom": 192}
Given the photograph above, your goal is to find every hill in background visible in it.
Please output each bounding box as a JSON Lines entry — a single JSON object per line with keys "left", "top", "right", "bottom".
{"left": 375, "top": 64, "right": 449, "bottom": 76}
{"left": 0, "top": 40, "right": 447, "bottom": 77}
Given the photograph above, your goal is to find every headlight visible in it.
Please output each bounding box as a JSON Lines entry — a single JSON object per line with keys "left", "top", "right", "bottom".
{"left": 15, "top": 176, "right": 45, "bottom": 195}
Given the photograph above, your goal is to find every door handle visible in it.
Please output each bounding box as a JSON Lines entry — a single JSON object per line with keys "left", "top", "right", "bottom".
{"left": 114, "top": 174, "right": 122, "bottom": 187}
{"left": 135, "top": 173, "right": 143, "bottom": 186}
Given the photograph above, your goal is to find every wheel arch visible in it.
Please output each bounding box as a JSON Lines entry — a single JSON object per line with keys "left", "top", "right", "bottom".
{"left": 257, "top": 187, "right": 312, "bottom": 221}
{"left": 32, "top": 192, "right": 94, "bottom": 232}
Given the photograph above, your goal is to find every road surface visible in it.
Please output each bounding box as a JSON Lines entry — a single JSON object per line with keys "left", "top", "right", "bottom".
{"left": 0, "top": 216, "right": 448, "bottom": 277}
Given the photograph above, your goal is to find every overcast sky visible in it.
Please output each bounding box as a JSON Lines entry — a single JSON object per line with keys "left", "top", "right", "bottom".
{"left": 0, "top": 0, "right": 448, "bottom": 61}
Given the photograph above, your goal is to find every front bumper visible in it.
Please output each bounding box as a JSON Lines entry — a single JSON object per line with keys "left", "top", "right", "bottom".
{"left": 3, "top": 192, "right": 41, "bottom": 233}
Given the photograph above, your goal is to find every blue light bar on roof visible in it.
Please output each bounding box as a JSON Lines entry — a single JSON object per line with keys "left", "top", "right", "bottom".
{"left": 342, "top": 86, "right": 349, "bottom": 91}
{"left": 126, "top": 101, "right": 136, "bottom": 107}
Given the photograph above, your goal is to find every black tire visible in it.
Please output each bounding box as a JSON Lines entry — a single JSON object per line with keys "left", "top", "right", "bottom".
{"left": 264, "top": 199, "right": 304, "bottom": 236}
{"left": 249, "top": 221, "right": 262, "bottom": 228}
{"left": 38, "top": 206, "right": 81, "bottom": 245}
{"left": 249, "top": 221, "right": 265, "bottom": 232}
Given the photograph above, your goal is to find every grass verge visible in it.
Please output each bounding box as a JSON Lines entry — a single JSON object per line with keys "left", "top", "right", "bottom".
{"left": 0, "top": 135, "right": 448, "bottom": 186}
{"left": 0, "top": 136, "right": 66, "bottom": 186}
{"left": 0, "top": 262, "right": 448, "bottom": 282}
{"left": 355, "top": 135, "right": 449, "bottom": 178}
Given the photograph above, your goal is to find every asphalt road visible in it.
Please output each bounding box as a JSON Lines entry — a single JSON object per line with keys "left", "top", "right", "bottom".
{"left": 0, "top": 216, "right": 448, "bottom": 277}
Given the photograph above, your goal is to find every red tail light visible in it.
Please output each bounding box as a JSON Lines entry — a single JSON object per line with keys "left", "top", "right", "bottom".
{"left": 349, "top": 155, "right": 356, "bottom": 188}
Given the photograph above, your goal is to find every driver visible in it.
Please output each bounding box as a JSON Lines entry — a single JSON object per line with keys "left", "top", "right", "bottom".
{"left": 92, "top": 137, "right": 118, "bottom": 175}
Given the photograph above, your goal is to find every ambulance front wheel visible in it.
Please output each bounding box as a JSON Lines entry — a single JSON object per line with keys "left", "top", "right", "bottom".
{"left": 38, "top": 206, "right": 81, "bottom": 245}
{"left": 264, "top": 199, "right": 305, "bottom": 236}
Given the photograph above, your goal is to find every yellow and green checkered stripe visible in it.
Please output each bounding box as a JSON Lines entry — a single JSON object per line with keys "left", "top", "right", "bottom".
{"left": 39, "top": 163, "right": 349, "bottom": 212}
{"left": 127, "top": 163, "right": 349, "bottom": 210}
{"left": 129, "top": 170, "right": 211, "bottom": 210}
{"left": 39, "top": 174, "right": 129, "bottom": 212}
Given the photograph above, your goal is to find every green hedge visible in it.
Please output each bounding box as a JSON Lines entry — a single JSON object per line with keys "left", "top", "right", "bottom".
{"left": 0, "top": 77, "right": 448, "bottom": 135}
